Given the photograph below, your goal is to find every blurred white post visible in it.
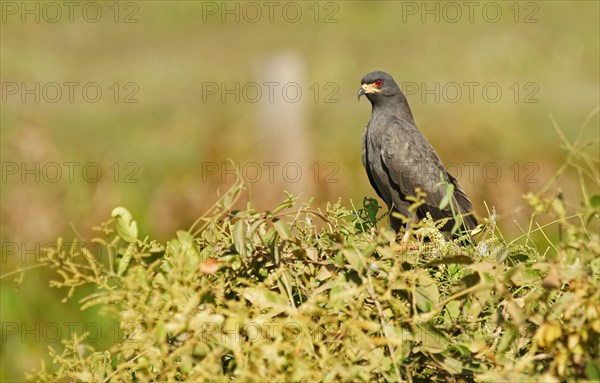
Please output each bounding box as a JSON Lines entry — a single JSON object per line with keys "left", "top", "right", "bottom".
{"left": 257, "top": 52, "right": 311, "bottom": 198}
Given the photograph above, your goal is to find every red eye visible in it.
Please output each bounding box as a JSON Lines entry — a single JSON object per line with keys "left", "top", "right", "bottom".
{"left": 375, "top": 80, "right": 383, "bottom": 87}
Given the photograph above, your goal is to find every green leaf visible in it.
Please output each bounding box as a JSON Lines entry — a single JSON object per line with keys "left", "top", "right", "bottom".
{"left": 508, "top": 265, "right": 541, "bottom": 286}
{"left": 363, "top": 197, "right": 381, "bottom": 224}
{"left": 506, "top": 299, "right": 527, "bottom": 325}
{"left": 552, "top": 197, "right": 566, "bottom": 218}
{"left": 434, "top": 354, "right": 463, "bottom": 374}
{"left": 176, "top": 230, "right": 194, "bottom": 244}
{"left": 117, "top": 243, "right": 135, "bottom": 276}
{"left": 497, "top": 326, "right": 517, "bottom": 354}
{"left": 445, "top": 300, "right": 461, "bottom": 319}
{"left": 415, "top": 273, "right": 440, "bottom": 312}
{"left": 586, "top": 360, "right": 600, "bottom": 381}
{"left": 439, "top": 194, "right": 451, "bottom": 210}
{"left": 413, "top": 322, "right": 449, "bottom": 354}
{"left": 590, "top": 194, "right": 600, "bottom": 208}
{"left": 329, "top": 275, "right": 357, "bottom": 309}
{"left": 111, "top": 207, "right": 138, "bottom": 243}
{"left": 243, "top": 287, "right": 289, "bottom": 314}
{"left": 155, "top": 322, "right": 167, "bottom": 342}
{"left": 341, "top": 248, "right": 364, "bottom": 272}
{"left": 272, "top": 197, "right": 295, "bottom": 214}
{"left": 438, "top": 173, "right": 454, "bottom": 210}
{"left": 134, "top": 266, "right": 149, "bottom": 288}
{"left": 233, "top": 220, "right": 247, "bottom": 258}
{"left": 317, "top": 266, "right": 333, "bottom": 281}
{"left": 273, "top": 218, "right": 291, "bottom": 240}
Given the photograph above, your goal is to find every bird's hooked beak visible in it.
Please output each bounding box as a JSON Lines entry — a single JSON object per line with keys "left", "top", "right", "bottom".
{"left": 357, "top": 83, "right": 380, "bottom": 100}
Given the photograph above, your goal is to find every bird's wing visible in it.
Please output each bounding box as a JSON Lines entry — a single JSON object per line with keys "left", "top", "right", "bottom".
{"left": 379, "top": 117, "right": 476, "bottom": 226}
{"left": 361, "top": 129, "right": 368, "bottom": 168}
{"left": 363, "top": 128, "right": 385, "bottom": 201}
{"left": 446, "top": 172, "right": 478, "bottom": 229}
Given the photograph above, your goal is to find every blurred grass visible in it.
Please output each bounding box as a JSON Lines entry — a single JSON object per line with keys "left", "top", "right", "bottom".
{"left": 1, "top": 1, "right": 599, "bottom": 381}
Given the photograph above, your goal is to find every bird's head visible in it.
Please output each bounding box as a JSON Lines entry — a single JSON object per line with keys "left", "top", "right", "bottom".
{"left": 358, "top": 71, "right": 403, "bottom": 104}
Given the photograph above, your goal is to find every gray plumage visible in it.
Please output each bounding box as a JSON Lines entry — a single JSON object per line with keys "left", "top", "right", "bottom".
{"left": 358, "top": 71, "right": 477, "bottom": 234}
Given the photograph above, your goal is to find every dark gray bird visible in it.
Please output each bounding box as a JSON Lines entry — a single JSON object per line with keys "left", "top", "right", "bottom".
{"left": 358, "top": 71, "right": 477, "bottom": 235}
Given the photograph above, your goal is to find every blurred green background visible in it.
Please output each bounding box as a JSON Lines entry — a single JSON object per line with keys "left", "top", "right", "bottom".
{"left": 1, "top": 1, "right": 598, "bottom": 380}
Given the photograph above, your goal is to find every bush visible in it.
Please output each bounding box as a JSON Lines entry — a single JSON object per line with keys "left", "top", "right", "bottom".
{"left": 29, "top": 144, "right": 599, "bottom": 382}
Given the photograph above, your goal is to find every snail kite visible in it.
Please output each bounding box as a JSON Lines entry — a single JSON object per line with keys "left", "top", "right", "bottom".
{"left": 358, "top": 71, "right": 477, "bottom": 235}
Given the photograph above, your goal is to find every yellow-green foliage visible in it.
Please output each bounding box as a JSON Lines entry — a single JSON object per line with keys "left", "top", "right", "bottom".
{"left": 27, "top": 173, "right": 599, "bottom": 382}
